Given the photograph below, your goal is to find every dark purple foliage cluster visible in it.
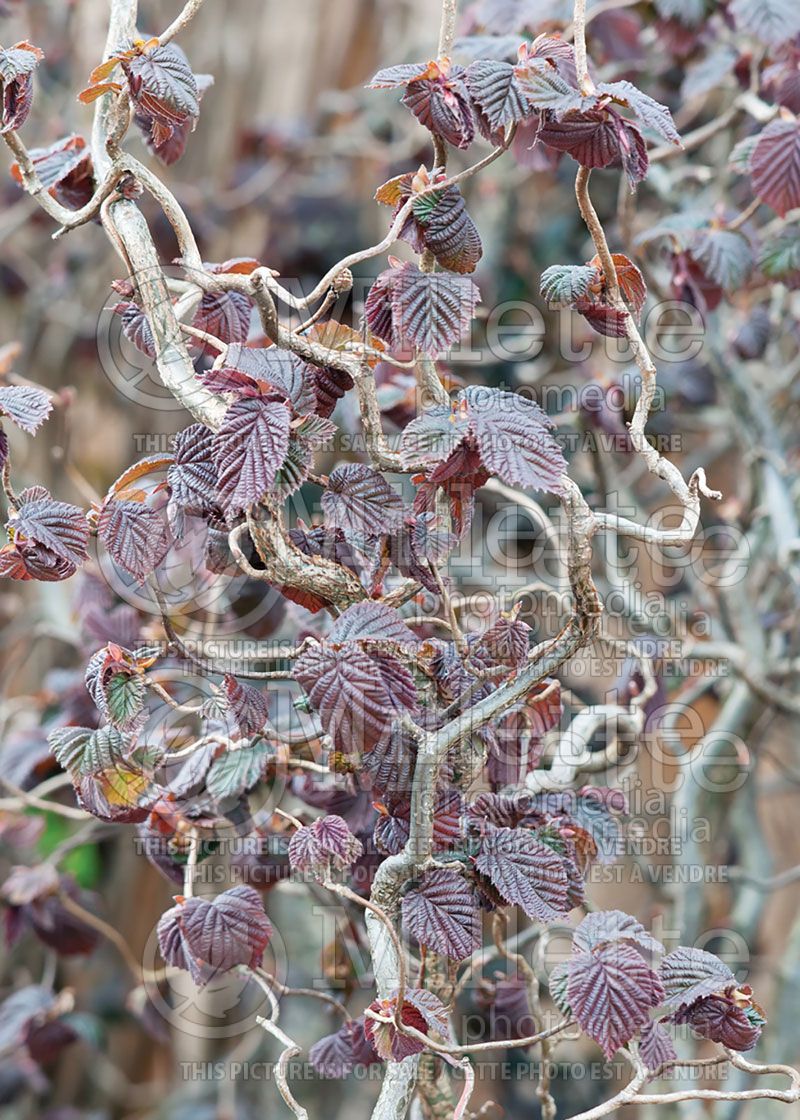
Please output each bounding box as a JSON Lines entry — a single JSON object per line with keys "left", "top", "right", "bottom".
{"left": 2, "top": 0, "right": 794, "bottom": 1109}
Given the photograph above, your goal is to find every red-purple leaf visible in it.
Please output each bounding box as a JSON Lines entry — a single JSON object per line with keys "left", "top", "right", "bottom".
{"left": 376, "top": 788, "right": 463, "bottom": 855}
{"left": 572, "top": 909, "right": 664, "bottom": 956}
{"left": 113, "top": 301, "right": 157, "bottom": 359}
{"left": 322, "top": 463, "right": 406, "bottom": 538}
{"left": 9, "top": 133, "right": 93, "bottom": 208}
{"left": 363, "top": 722, "right": 417, "bottom": 799}
{"left": 167, "top": 423, "right": 217, "bottom": 529}
{"left": 463, "top": 386, "right": 566, "bottom": 493}
{"left": 7, "top": 486, "right": 88, "bottom": 568}
{"left": 223, "top": 674, "right": 269, "bottom": 737}
{"left": 660, "top": 947, "right": 736, "bottom": 1011}
{"left": 383, "top": 513, "right": 457, "bottom": 594}
{"left": 574, "top": 300, "right": 629, "bottom": 337}
{"left": 309, "top": 1017, "right": 380, "bottom": 1078}
{"left": 97, "top": 498, "right": 169, "bottom": 582}
{"left": 402, "top": 72, "right": 475, "bottom": 150}
{"left": 401, "top": 868, "right": 481, "bottom": 961}
{"left": 216, "top": 345, "right": 318, "bottom": 415}
{"left": 123, "top": 43, "right": 199, "bottom": 132}
{"left": 475, "top": 825, "right": 571, "bottom": 922}
{"left": 567, "top": 942, "right": 664, "bottom": 1059}
{"left": 137, "top": 72, "right": 212, "bottom": 165}
{"left": 750, "top": 119, "right": 800, "bottom": 217}
{"left": 157, "top": 885, "right": 272, "bottom": 986}
{"left": 538, "top": 109, "right": 649, "bottom": 185}
{"left": 477, "top": 613, "right": 531, "bottom": 667}
{"left": 288, "top": 814, "right": 364, "bottom": 878}
{"left": 213, "top": 396, "right": 291, "bottom": 516}
{"left": 538, "top": 109, "right": 618, "bottom": 166}
{"left": 674, "top": 993, "right": 764, "bottom": 1051}
{"left": 0, "top": 385, "right": 52, "bottom": 434}
{"left": 465, "top": 58, "right": 531, "bottom": 135}
{"left": 192, "top": 291, "right": 252, "bottom": 349}
{"left": 639, "top": 1021, "right": 678, "bottom": 1070}
{"left": 313, "top": 364, "right": 354, "bottom": 417}
{"left": 0, "top": 41, "right": 43, "bottom": 133}
{"left": 294, "top": 643, "right": 415, "bottom": 754}
{"left": 328, "top": 601, "right": 418, "bottom": 647}
{"left": 365, "top": 988, "right": 451, "bottom": 1061}
{"left": 365, "top": 261, "right": 479, "bottom": 356}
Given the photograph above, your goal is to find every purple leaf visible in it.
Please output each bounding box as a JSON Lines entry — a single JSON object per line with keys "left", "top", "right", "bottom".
{"left": 660, "top": 946, "right": 736, "bottom": 1011}
{"left": 567, "top": 942, "right": 664, "bottom": 1059}
{"left": 157, "top": 885, "right": 272, "bottom": 986}
{"left": 673, "top": 993, "right": 764, "bottom": 1051}
{"left": 213, "top": 396, "right": 291, "bottom": 516}
{"left": 124, "top": 43, "right": 199, "bottom": 133}
{"left": 328, "top": 601, "right": 418, "bottom": 646}
{"left": 288, "top": 814, "right": 364, "bottom": 878}
{"left": 0, "top": 385, "right": 52, "bottom": 434}
{"left": 313, "top": 363, "right": 354, "bottom": 417}
{"left": 6, "top": 486, "right": 88, "bottom": 569}
{"left": 322, "top": 463, "right": 406, "bottom": 538}
{"left": 572, "top": 909, "right": 665, "bottom": 957}
{"left": 223, "top": 675, "right": 270, "bottom": 737}
{"left": 474, "top": 825, "right": 571, "bottom": 922}
{"left": 97, "top": 498, "right": 169, "bottom": 583}
{"left": 401, "top": 868, "right": 481, "bottom": 960}
{"left": 538, "top": 109, "right": 649, "bottom": 185}
{"left": 750, "top": 119, "right": 800, "bottom": 218}
{"left": 639, "top": 1020, "right": 678, "bottom": 1070}
{"left": 463, "top": 386, "right": 566, "bottom": 493}
{"left": 0, "top": 41, "right": 43, "bottom": 133}
{"left": 309, "top": 1017, "right": 380, "bottom": 1077}
{"left": 465, "top": 59, "right": 531, "bottom": 134}
{"left": 167, "top": 423, "right": 217, "bottom": 528}
{"left": 192, "top": 291, "right": 252, "bottom": 349}
{"left": 215, "top": 345, "right": 318, "bottom": 416}
{"left": 293, "top": 643, "right": 415, "bottom": 754}
{"left": 574, "top": 300, "right": 629, "bottom": 338}
{"left": 363, "top": 722, "right": 417, "bottom": 799}
{"left": 402, "top": 73, "right": 474, "bottom": 150}
{"left": 476, "top": 613, "right": 531, "bottom": 667}
{"left": 366, "top": 261, "right": 479, "bottom": 356}
{"left": 375, "top": 788, "right": 463, "bottom": 855}
{"left": 113, "top": 302, "right": 157, "bottom": 359}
